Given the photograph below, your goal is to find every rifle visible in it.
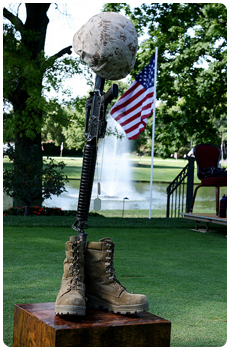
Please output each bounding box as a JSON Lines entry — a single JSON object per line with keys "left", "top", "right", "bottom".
{"left": 72, "top": 75, "right": 118, "bottom": 243}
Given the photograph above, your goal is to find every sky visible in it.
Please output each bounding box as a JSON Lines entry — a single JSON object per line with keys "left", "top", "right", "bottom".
{"left": 4, "top": 1, "right": 224, "bottom": 101}
{"left": 5, "top": 1, "right": 145, "bottom": 101}
{"left": 43, "top": 2, "right": 113, "bottom": 98}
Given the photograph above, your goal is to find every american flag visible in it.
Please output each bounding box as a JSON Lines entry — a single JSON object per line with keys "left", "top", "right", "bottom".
{"left": 110, "top": 54, "right": 156, "bottom": 140}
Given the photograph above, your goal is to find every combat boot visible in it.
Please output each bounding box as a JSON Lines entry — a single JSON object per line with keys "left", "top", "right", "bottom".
{"left": 55, "top": 236, "right": 86, "bottom": 316}
{"left": 85, "top": 237, "right": 149, "bottom": 314}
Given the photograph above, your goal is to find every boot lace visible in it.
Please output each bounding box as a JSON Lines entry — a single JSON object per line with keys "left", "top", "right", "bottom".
{"left": 69, "top": 241, "right": 82, "bottom": 290}
{"left": 105, "top": 242, "right": 123, "bottom": 287}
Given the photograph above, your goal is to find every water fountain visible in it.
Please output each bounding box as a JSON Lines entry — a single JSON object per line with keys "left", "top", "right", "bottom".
{"left": 94, "top": 115, "right": 133, "bottom": 199}
{"left": 40, "top": 111, "right": 218, "bottom": 213}
{"left": 41, "top": 114, "right": 166, "bottom": 212}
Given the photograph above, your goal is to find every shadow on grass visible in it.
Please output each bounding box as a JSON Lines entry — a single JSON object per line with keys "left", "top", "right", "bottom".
{"left": 130, "top": 163, "right": 185, "bottom": 170}
{"left": 3, "top": 215, "right": 227, "bottom": 237}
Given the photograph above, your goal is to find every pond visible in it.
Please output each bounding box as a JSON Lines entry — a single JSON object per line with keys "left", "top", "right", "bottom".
{"left": 3, "top": 180, "right": 226, "bottom": 214}
{"left": 43, "top": 181, "right": 168, "bottom": 211}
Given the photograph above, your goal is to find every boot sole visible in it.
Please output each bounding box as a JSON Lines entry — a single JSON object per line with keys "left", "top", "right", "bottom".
{"left": 87, "top": 295, "right": 149, "bottom": 315}
{"left": 55, "top": 305, "right": 86, "bottom": 316}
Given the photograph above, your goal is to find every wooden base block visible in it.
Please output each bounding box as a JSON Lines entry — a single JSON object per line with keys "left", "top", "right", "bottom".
{"left": 13, "top": 302, "right": 171, "bottom": 347}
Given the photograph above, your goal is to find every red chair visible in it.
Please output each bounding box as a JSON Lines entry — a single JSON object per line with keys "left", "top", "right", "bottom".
{"left": 190, "top": 144, "right": 227, "bottom": 217}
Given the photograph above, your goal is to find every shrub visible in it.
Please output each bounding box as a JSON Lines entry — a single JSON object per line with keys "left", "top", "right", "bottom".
{"left": 3, "top": 206, "right": 76, "bottom": 216}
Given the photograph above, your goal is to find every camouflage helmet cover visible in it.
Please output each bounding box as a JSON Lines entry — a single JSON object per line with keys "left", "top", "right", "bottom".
{"left": 73, "top": 12, "right": 138, "bottom": 80}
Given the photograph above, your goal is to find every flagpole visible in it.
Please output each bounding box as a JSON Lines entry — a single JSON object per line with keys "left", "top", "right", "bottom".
{"left": 149, "top": 47, "right": 158, "bottom": 219}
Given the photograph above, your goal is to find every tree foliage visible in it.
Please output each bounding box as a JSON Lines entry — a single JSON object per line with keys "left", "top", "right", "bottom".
{"left": 41, "top": 99, "right": 70, "bottom": 146}
{"left": 3, "top": 4, "right": 81, "bottom": 140}
{"left": 3, "top": 145, "right": 68, "bottom": 215}
{"left": 42, "top": 80, "right": 130, "bottom": 152}
{"left": 103, "top": 3, "right": 227, "bottom": 157}
{"left": 61, "top": 96, "right": 87, "bottom": 151}
{"left": 3, "top": 3, "right": 86, "bottom": 207}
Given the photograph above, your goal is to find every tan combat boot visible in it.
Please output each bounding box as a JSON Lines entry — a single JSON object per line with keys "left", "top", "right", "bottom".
{"left": 85, "top": 237, "right": 149, "bottom": 314}
{"left": 55, "top": 236, "right": 86, "bottom": 316}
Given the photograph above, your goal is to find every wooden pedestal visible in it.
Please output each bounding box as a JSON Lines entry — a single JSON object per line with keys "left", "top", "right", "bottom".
{"left": 13, "top": 302, "right": 171, "bottom": 347}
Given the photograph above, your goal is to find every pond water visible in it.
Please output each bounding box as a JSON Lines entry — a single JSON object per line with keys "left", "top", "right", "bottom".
{"left": 44, "top": 180, "right": 226, "bottom": 213}
{"left": 3, "top": 180, "right": 225, "bottom": 214}
{"left": 42, "top": 181, "right": 168, "bottom": 211}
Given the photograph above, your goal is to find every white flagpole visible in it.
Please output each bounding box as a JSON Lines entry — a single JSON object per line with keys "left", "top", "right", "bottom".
{"left": 149, "top": 47, "right": 158, "bottom": 219}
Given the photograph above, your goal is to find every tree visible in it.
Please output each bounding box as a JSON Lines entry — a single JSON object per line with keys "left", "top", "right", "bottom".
{"left": 41, "top": 99, "right": 70, "bottom": 146}
{"left": 3, "top": 3, "right": 84, "bottom": 207}
{"left": 62, "top": 96, "right": 87, "bottom": 152}
{"left": 61, "top": 80, "right": 129, "bottom": 151}
{"left": 3, "top": 145, "right": 68, "bottom": 216}
{"left": 103, "top": 3, "right": 227, "bottom": 158}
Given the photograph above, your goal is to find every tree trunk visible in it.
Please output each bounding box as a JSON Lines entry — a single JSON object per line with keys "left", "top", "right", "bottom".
{"left": 13, "top": 131, "right": 43, "bottom": 209}
{"left": 11, "top": 4, "right": 50, "bottom": 210}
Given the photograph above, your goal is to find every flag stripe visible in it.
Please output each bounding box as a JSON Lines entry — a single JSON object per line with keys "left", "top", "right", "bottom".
{"left": 114, "top": 93, "right": 154, "bottom": 130}
{"left": 119, "top": 101, "right": 153, "bottom": 129}
{"left": 123, "top": 107, "right": 153, "bottom": 134}
{"left": 110, "top": 54, "right": 156, "bottom": 140}
{"left": 125, "top": 120, "right": 147, "bottom": 134}
{"left": 112, "top": 85, "right": 154, "bottom": 117}
{"left": 110, "top": 82, "right": 144, "bottom": 115}
{"left": 113, "top": 90, "right": 154, "bottom": 122}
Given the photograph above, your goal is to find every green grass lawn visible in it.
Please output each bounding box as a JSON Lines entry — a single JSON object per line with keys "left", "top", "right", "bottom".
{"left": 3, "top": 214, "right": 227, "bottom": 347}
{"left": 3, "top": 156, "right": 199, "bottom": 183}
{"left": 130, "top": 156, "right": 198, "bottom": 182}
